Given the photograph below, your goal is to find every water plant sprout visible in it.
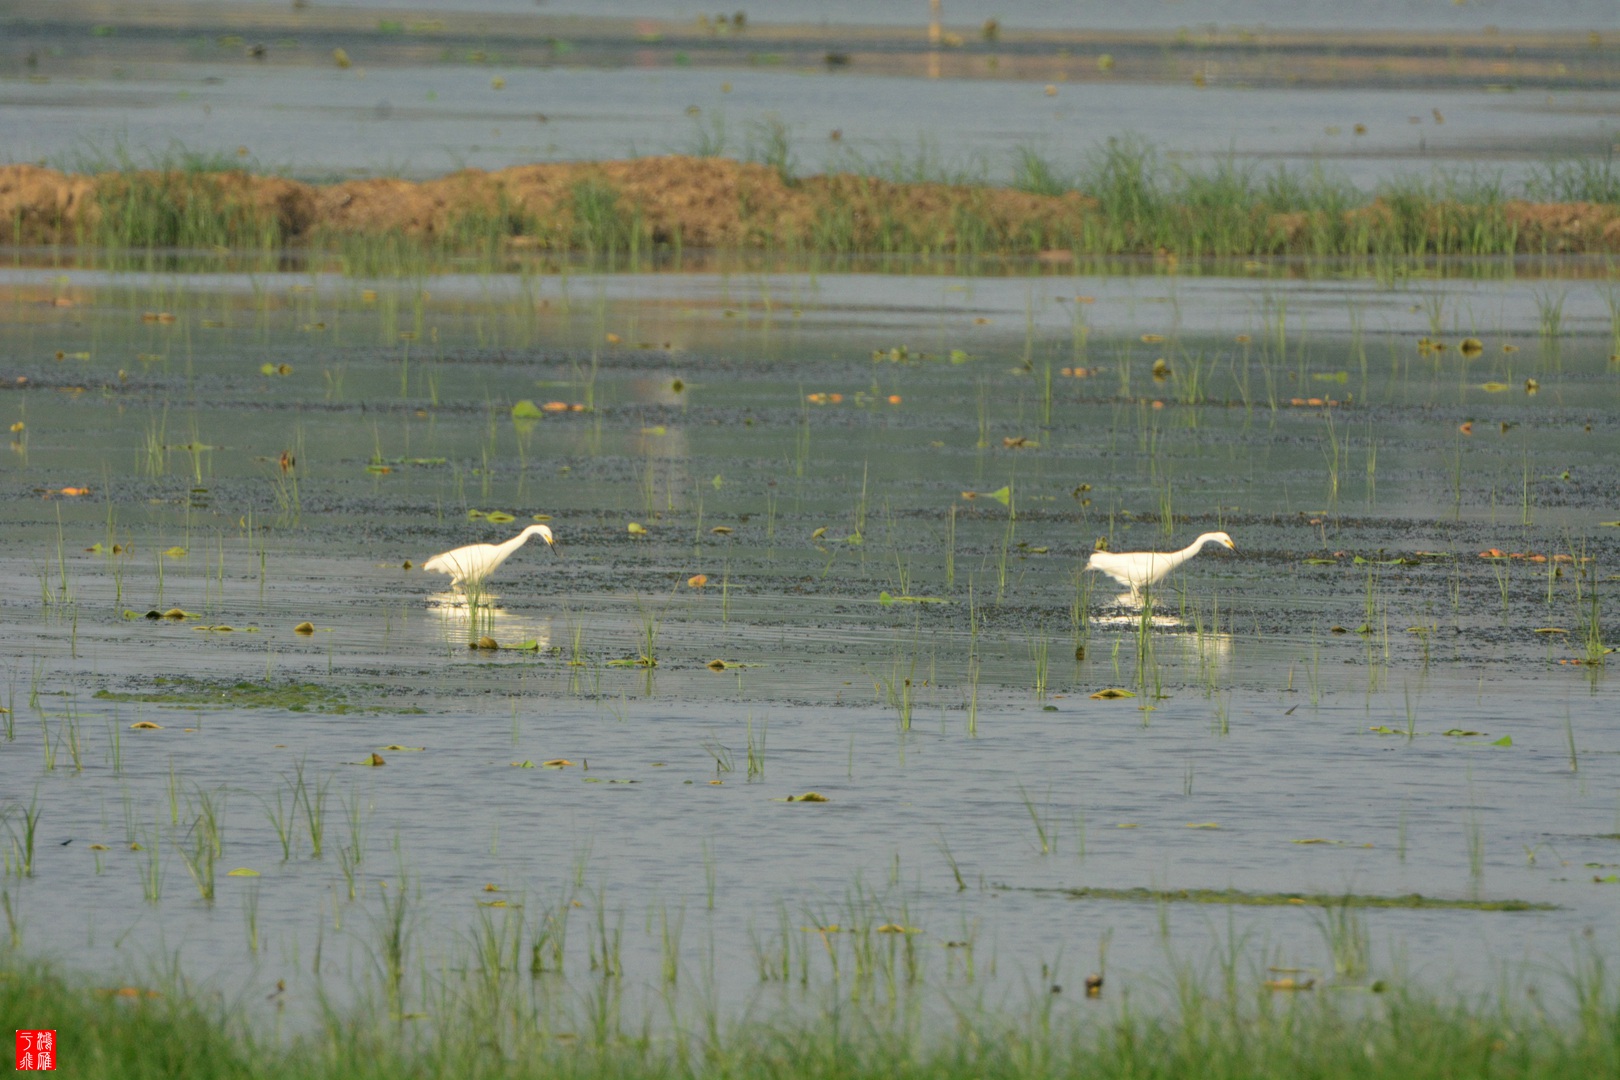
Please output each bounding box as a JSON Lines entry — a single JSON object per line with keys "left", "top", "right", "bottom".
{"left": 1085, "top": 531, "right": 1236, "bottom": 605}
{"left": 423, "top": 525, "right": 557, "bottom": 586}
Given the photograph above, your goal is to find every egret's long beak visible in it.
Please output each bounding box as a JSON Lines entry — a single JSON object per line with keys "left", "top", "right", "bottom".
{"left": 1223, "top": 539, "right": 1236, "bottom": 551}
{"left": 547, "top": 539, "right": 561, "bottom": 557}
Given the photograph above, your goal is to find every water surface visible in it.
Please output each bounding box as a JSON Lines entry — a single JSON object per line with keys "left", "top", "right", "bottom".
{"left": 1, "top": 264, "right": 1615, "bottom": 1026}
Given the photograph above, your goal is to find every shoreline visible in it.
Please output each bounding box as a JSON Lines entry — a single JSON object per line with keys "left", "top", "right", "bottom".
{"left": 5, "top": 155, "right": 1620, "bottom": 261}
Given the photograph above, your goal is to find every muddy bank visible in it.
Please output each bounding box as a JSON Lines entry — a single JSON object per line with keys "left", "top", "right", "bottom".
{"left": 4, "top": 156, "right": 1620, "bottom": 258}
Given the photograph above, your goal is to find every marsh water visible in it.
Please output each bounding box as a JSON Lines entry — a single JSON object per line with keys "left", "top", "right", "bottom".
{"left": 3, "top": 0, "right": 1620, "bottom": 1034}
{"left": 6, "top": 1, "right": 1620, "bottom": 187}
{"left": 1, "top": 258, "right": 1617, "bottom": 1026}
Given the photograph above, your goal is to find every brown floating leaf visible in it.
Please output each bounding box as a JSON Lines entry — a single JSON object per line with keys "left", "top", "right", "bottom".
{"left": 471, "top": 636, "right": 499, "bottom": 650}
{"left": 687, "top": 574, "right": 709, "bottom": 588}
{"left": 368, "top": 753, "right": 386, "bottom": 766}
{"left": 1264, "top": 977, "right": 1316, "bottom": 991}
{"left": 780, "top": 792, "right": 829, "bottom": 802}
{"left": 293, "top": 621, "right": 315, "bottom": 634}
{"left": 130, "top": 721, "right": 162, "bottom": 730}
{"left": 1090, "top": 688, "right": 1136, "bottom": 700}
{"left": 707, "top": 658, "right": 728, "bottom": 671}
{"left": 1085, "top": 973, "right": 1104, "bottom": 997}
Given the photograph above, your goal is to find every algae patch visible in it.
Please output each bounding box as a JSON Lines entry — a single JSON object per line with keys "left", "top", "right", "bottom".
{"left": 94, "top": 676, "right": 367, "bottom": 713}
{"left": 1006, "top": 884, "right": 1555, "bottom": 912}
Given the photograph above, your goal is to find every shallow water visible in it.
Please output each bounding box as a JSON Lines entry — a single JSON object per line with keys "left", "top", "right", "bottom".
{"left": 1, "top": 263, "right": 1616, "bottom": 1027}
{"left": 127, "top": 0, "right": 1620, "bottom": 33}
{"left": 5, "top": 2, "right": 1618, "bottom": 187}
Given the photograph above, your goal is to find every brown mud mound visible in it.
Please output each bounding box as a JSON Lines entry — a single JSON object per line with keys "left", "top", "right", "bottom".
{"left": 3, "top": 157, "right": 1619, "bottom": 258}
{"left": 0, "top": 165, "right": 97, "bottom": 243}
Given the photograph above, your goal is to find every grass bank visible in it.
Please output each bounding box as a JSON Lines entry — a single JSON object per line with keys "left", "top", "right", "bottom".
{"left": 4, "top": 141, "right": 1620, "bottom": 270}
{"left": 3, "top": 949, "right": 1617, "bottom": 1080}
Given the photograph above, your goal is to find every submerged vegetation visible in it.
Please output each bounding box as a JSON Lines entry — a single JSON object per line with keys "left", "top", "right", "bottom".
{"left": 6, "top": 140, "right": 1620, "bottom": 268}
{"left": 1026, "top": 884, "right": 1557, "bottom": 912}
{"left": 92, "top": 677, "right": 355, "bottom": 713}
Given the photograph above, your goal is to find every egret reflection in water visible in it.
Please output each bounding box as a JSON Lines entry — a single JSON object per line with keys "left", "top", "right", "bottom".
{"left": 426, "top": 588, "right": 555, "bottom": 652}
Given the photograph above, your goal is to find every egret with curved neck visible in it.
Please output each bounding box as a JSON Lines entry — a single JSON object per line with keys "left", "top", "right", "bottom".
{"left": 423, "top": 524, "right": 557, "bottom": 586}
{"left": 1084, "top": 531, "right": 1235, "bottom": 604}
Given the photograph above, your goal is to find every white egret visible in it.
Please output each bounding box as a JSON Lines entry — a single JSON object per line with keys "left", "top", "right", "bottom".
{"left": 1085, "top": 531, "right": 1235, "bottom": 604}
{"left": 423, "top": 524, "right": 556, "bottom": 586}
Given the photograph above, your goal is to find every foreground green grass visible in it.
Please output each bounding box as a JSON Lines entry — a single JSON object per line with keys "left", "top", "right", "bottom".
{"left": 5, "top": 951, "right": 1616, "bottom": 1079}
